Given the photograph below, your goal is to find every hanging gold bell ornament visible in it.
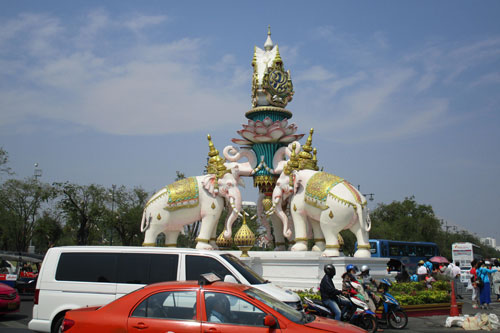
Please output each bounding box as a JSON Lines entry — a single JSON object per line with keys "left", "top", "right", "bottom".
{"left": 233, "top": 214, "right": 256, "bottom": 257}
{"left": 216, "top": 230, "right": 233, "bottom": 249}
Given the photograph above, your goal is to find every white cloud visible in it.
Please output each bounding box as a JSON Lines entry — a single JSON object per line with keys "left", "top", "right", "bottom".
{"left": 295, "top": 65, "right": 335, "bottom": 82}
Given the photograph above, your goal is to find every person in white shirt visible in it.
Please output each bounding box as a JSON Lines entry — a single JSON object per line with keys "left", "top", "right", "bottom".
{"left": 417, "top": 260, "right": 428, "bottom": 280}
{"left": 451, "top": 262, "right": 463, "bottom": 299}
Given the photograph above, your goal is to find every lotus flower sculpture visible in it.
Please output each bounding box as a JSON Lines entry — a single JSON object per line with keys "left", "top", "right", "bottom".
{"left": 232, "top": 117, "right": 304, "bottom": 146}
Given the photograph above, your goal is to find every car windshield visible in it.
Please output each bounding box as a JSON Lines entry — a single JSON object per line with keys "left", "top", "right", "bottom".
{"left": 245, "top": 287, "right": 304, "bottom": 324}
{"left": 221, "top": 254, "right": 266, "bottom": 285}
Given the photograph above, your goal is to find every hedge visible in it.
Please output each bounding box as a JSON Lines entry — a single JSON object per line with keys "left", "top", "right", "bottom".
{"left": 296, "top": 280, "right": 451, "bottom": 306}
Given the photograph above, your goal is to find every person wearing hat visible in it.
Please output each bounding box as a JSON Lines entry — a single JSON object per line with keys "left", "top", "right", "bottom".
{"left": 417, "top": 260, "right": 427, "bottom": 281}
{"left": 477, "top": 260, "right": 499, "bottom": 309}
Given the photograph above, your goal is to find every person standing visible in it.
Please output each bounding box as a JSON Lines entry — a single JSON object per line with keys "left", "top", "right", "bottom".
{"left": 491, "top": 260, "right": 500, "bottom": 302}
{"left": 470, "top": 259, "right": 480, "bottom": 309}
{"left": 477, "top": 260, "right": 499, "bottom": 309}
{"left": 417, "top": 260, "right": 427, "bottom": 281}
{"left": 451, "top": 262, "right": 463, "bottom": 299}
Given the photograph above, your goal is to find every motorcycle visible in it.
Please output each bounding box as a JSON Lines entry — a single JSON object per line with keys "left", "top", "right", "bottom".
{"left": 376, "top": 279, "right": 408, "bottom": 329}
{"left": 303, "top": 294, "right": 378, "bottom": 333}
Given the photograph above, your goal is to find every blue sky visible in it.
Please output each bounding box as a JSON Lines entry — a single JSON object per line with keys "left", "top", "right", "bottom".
{"left": 1, "top": 1, "right": 500, "bottom": 243}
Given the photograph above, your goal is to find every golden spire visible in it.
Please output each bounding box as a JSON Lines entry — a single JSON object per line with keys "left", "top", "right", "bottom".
{"left": 234, "top": 214, "right": 256, "bottom": 257}
{"left": 206, "top": 135, "right": 230, "bottom": 179}
{"left": 284, "top": 143, "right": 299, "bottom": 175}
{"left": 252, "top": 45, "right": 257, "bottom": 67}
{"left": 298, "top": 128, "right": 319, "bottom": 171}
{"left": 273, "top": 45, "right": 283, "bottom": 68}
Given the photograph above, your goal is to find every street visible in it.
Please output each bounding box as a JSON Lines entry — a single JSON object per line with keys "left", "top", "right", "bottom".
{"left": 1, "top": 293, "right": 499, "bottom": 332}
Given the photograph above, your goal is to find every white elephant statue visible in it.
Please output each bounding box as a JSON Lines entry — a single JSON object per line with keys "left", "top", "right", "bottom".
{"left": 141, "top": 136, "right": 244, "bottom": 250}
{"left": 267, "top": 140, "right": 372, "bottom": 258}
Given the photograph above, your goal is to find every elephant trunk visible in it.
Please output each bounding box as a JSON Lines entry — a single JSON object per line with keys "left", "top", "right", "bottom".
{"left": 140, "top": 209, "right": 150, "bottom": 232}
{"left": 272, "top": 187, "right": 292, "bottom": 239}
{"left": 223, "top": 194, "right": 242, "bottom": 239}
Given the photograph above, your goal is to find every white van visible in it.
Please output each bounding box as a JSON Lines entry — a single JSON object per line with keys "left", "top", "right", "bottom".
{"left": 28, "top": 246, "right": 301, "bottom": 333}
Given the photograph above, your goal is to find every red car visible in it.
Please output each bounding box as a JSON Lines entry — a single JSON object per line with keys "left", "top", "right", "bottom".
{"left": 0, "top": 282, "right": 20, "bottom": 315}
{"left": 62, "top": 278, "right": 365, "bottom": 333}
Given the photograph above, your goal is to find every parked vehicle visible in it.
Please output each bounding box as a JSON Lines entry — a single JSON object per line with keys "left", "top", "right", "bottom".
{"left": 0, "top": 282, "right": 20, "bottom": 315}
{"left": 61, "top": 277, "right": 365, "bottom": 333}
{"left": 29, "top": 246, "right": 302, "bottom": 333}
{"left": 303, "top": 294, "right": 378, "bottom": 333}
{"left": 376, "top": 279, "right": 408, "bottom": 329}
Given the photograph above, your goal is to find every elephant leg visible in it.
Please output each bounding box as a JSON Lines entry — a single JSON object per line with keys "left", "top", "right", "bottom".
{"left": 319, "top": 212, "right": 345, "bottom": 257}
{"left": 196, "top": 214, "right": 219, "bottom": 250}
{"left": 165, "top": 231, "right": 180, "bottom": 247}
{"left": 270, "top": 213, "right": 286, "bottom": 251}
{"left": 290, "top": 207, "right": 308, "bottom": 252}
{"left": 143, "top": 223, "right": 165, "bottom": 246}
{"left": 310, "top": 220, "right": 325, "bottom": 252}
{"left": 209, "top": 224, "right": 219, "bottom": 250}
{"left": 350, "top": 223, "right": 371, "bottom": 258}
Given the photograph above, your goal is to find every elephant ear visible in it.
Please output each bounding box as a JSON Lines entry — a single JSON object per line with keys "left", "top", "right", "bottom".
{"left": 293, "top": 171, "right": 303, "bottom": 194}
{"left": 201, "top": 174, "right": 217, "bottom": 197}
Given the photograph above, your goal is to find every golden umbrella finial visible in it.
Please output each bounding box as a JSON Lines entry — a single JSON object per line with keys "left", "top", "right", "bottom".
{"left": 234, "top": 214, "right": 256, "bottom": 257}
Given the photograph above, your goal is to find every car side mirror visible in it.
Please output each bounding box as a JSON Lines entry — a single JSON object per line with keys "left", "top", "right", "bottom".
{"left": 223, "top": 275, "right": 238, "bottom": 284}
{"left": 263, "top": 315, "right": 276, "bottom": 327}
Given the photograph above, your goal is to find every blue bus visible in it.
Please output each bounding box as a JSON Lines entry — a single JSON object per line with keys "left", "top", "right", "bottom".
{"left": 357, "top": 239, "right": 440, "bottom": 274}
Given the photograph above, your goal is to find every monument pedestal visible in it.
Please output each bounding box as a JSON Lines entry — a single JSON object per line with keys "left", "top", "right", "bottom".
{"left": 226, "top": 250, "right": 391, "bottom": 290}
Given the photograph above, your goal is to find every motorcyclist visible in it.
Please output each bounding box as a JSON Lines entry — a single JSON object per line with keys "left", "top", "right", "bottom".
{"left": 358, "top": 265, "right": 380, "bottom": 311}
{"left": 320, "top": 264, "right": 344, "bottom": 320}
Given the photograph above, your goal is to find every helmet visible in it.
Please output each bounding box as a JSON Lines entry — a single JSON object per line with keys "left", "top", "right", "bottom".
{"left": 380, "top": 278, "right": 392, "bottom": 287}
{"left": 324, "top": 264, "right": 336, "bottom": 277}
{"left": 346, "top": 264, "right": 359, "bottom": 273}
{"left": 361, "top": 265, "right": 370, "bottom": 273}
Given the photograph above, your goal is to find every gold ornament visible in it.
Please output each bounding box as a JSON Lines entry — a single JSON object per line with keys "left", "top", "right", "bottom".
{"left": 337, "top": 233, "right": 344, "bottom": 247}
{"left": 234, "top": 215, "right": 256, "bottom": 257}
{"left": 206, "top": 134, "right": 230, "bottom": 182}
{"left": 164, "top": 177, "right": 199, "bottom": 211}
{"left": 293, "top": 204, "right": 297, "bottom": 212}
{"left": 329, "top": 211, "right": 334, "bottom": 219}
{"left": 216, "top": 230, "right": 233, "bottom": 249}
{"left": 157, "top": 213, "right": 161, "bottom": 220}
{"left": 262, "top": 197, "right": 273, "bottom": 212}
{"left": 211, "top": 202, "right": 216, "bottom": 209}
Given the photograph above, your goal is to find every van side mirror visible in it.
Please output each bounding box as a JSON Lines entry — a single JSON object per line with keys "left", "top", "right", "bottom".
{"left": 263, "top": 315, "right": 276, "bottom": 327}
{"left": 223, "top": 275, "right": 238, "bottom": 284}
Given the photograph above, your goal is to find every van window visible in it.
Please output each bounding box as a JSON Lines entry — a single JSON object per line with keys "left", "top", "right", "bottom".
{"left": 56, "top": 253, "right": 117, "bottom": 283}
{"left": 116, "top": 253, "right": 178, "bottom": 284}
{"left": 221, "top": 254, "right": 265, "bottom": 284}
{"left": 185, "top": 255, "right": 235, "bottom": 282}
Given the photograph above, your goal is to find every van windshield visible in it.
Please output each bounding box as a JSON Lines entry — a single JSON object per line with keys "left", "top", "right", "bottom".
{"left": 221, "top": 254, "right": 266, "bottom": 285}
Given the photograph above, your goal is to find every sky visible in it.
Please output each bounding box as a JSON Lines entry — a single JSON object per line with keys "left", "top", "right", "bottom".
{"left": 1, "top": 1, "right": 500, "bottom": 243}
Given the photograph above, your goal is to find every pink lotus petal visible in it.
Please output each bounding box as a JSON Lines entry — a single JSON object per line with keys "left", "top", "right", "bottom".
{"left": 280, "top": 119, "right": 288, "bottom": 129}
{"left": 285, "top": 124, "right": 298, "bottom": 135}
{"left": 248, "top": 120, "right": 255, "bottom": 127}
{"left": 232, "top": 138, "right": 252, "bottom": 145}
{"left": 279, "top": 134, "right": 304, "bottom": 143}
{"left": 269, "top": 127, "right": 286, "bottom": 140}
{"left": 268, "top": 122, "right": 282, "bottom": 131}
{"left": 255, "top": 125, "right": 267, "bottom": 135}
{"left": 242, "top": 124, "right": 251, "bottom": 130}
{"left": 241, "top": 130, "right": 257, "bottom": 141}
{"left": 263, "top": 117, "right": 273, "bottom": 126}
{"left": 254, "top": 134, "right": 273, "bottom": 142}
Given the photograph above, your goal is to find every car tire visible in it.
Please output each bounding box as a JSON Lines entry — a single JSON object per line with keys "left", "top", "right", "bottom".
{"left": 51, "top": 314, "right": 65, "bottom": 333}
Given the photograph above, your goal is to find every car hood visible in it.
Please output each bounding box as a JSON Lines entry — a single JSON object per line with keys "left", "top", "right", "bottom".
{"left": 304, "top": 316, "right": 366, "bottom": 333}
{"left": 251, "top": 283, "right": 300, "bottom": 303}
{"left": 0, "top": 283, "right": 15, "bottom": 293}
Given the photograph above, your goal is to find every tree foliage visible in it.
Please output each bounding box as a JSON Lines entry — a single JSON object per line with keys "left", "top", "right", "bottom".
{"left": 0, "top": 147, "right": 13, "bottom": 177}
{"left": 0, "top": 178, "right": 54, "bottom": 251}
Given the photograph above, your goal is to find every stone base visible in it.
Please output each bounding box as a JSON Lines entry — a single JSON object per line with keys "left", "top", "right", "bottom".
{"left": 225, "top": 250, "right": 391, "bottom": 290}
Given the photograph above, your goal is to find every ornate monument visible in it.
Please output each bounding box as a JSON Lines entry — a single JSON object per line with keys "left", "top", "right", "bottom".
{"left": 141, "top": 28, "right": 372, "bottom": 259}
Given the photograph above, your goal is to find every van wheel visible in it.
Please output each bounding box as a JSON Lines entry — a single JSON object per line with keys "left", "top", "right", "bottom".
{"left": 52, "top": 314, "right": 65, "bottom": 333}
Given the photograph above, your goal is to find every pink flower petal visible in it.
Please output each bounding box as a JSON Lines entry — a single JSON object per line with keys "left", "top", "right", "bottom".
{"left": 279, "top": 134, "right": 304, "bottom": 143}
{"left": 269, "top": 127, "right": 286, "bottom": 140}
{"left": 248, "top": 120, "right": 255, "bottom": 127}
{"left": 263, "top": 117, "right": 273, "bottom": 126}
{"left": 254, "top": 134, "right": 273, "bottom": 142}
{"left": 256, "top": 125, "right": 268, "bottom": 135}
{"left": 280, "top": 119, "right": 288, "bottom": 129}
{"left": 268, "top": 122, "right": 282, "bottom": 131}
{"left": 232, "top": 138, "right": 252, "bottom": 145}
{"left": 285, "top": 124, "right": 298, "bottom": 135}
{"left": 241, "top": 130, "right": 256, "bottom": 141}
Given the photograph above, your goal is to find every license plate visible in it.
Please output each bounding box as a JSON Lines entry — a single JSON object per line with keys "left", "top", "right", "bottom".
{"left": 8, "top": 302, "right": 18, "bottom": 310}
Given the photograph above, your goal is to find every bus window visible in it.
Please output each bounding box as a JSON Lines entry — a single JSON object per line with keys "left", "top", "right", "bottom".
{"left": 381, "top": 244, "right": 388, "bottom": 257}
{"left": 408, "top": 245, "right": 416, "bottom": 256}
{"left": 399, "top": 245, "right": 408, "bottom": 256}
{"left": 416, "top": 246, "right": 425, "bottom": 257}
{"left": 370, "top": 242, "right": 377, "bottom": 254}
{"left": 423, "top": 246, "right": 434, "bottom": 257}
{"left": 389, "top": 245, "right": 398, "bottom": 256}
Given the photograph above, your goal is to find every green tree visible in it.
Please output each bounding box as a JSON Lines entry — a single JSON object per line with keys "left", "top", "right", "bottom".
{"left": 108, "top": 186, "right": 149, "bottom": 246}
{"left": 32, "top": 211, "right": 63, "bottom": 253}
{"left": 0, "top": 178, "right": 54, "bottom": 251}
{"left": 0, "top": 147, "right": 13, "bottom": 177}
{"left": 53, "top": 182, "right": 107, "bottom": 245}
